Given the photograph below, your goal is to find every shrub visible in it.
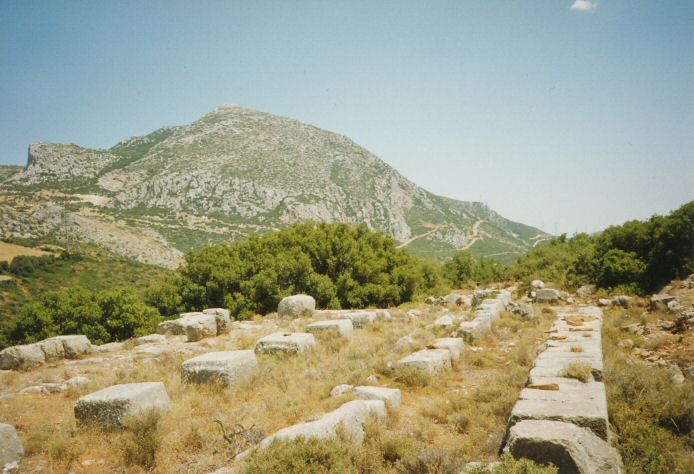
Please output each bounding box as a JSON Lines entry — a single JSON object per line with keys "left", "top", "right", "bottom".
{"left": 8, "top": 254, "right": 55, "bottom": 276}
{"left": 508, "top": 201, "right": 694, "bottom": 294}
{"left": 8, "top": 286, "right": 161, "bottom": 345}
{"left": 393, "top": 365, "right": 433, "bottom": 387}
{"left": 466, "top": 453, "right": 558, "bottom": 473}
{"left": 242, "top": 437, "right": 359, "bottom": 474}
{"left": 444, "top": 250, "right": 508, "bottom": 287}
{"left": 604, "top": 352, "right": 694, "bottom": 472}
{"left": 150, "top": 222, "right": 432, "bottom": 318}
{"left": 118, "top": 411, "right": 163, "bottom": 469}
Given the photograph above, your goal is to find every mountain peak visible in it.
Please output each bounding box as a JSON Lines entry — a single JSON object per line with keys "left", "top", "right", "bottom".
{"left": 3, "top": 106, "right": 548, "bottom": 264}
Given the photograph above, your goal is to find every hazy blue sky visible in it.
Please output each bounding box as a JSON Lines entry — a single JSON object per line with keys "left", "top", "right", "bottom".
{"left": 1, "top": 0, "right": 692, "bottom": 234}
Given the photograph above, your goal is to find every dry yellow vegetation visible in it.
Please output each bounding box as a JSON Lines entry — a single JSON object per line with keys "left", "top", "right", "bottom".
{"left": 0, "top": 306, "right": 554, "bottom": 473}
{"left": 0, "top": 241, "right": 51, "bottom": 263}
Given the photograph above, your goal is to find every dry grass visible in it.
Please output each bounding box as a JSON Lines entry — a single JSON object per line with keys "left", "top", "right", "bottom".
{"left": 0, "top": 304, "right": 555, "bottom": 473}
{"left": 0, "top": 241, "right": 52, "bottom": 262}
{"left": 559, "top": 361, "right": 592, "bottom": 382}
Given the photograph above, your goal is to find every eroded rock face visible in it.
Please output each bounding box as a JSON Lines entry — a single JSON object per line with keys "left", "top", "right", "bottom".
{"left": 0, "top": 423, "right": 24, "bottom": 472}
{"left": 74, "top": 382, "right": 171, "bottom": 428}
{"left": 277, "top": 295, "right": 316, "bottom": 318}
{"left": 504, "top": 420, "right": 622, "bottom": 474}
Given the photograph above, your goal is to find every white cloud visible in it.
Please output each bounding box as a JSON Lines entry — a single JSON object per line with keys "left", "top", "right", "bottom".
{"left": 570, "top": 1, "right": 598, "bottom": 13}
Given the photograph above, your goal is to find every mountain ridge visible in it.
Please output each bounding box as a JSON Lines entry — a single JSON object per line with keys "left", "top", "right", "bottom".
{"left": 0, "top": 105, "right": 548, "bottom": 266}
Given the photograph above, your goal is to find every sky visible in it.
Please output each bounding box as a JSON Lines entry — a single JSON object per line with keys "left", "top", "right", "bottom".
{"left": 1, "top": 0, "right": 692, "bottom": 235}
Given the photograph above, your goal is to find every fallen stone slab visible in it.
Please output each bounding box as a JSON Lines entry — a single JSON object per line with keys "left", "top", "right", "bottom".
{"left": 0, "top": 343, "right": 45, "bottom": 370}
{"left": 535, "top": 289, "right": 560, "bottom": 304}
{"left": 396, "top": 349, "right": 451, "bottom": 374}
{"left": 433, "top": 314, "right": 456, "bottom": 328}
{"left": 507, "top": 302, "right": 535, "bottom": 320}
{"left": 94, "top": 341, "right": 126, "bottom": 353}
{"left": 353, "top": 386, "right": 401, "bottom": 409}
{"left": 0, "top": 334, "right": 94, "bottom": 371}
{"left": 157, "top": 311, "right": 226, "bottom": 340}
{"left": 251, "top": 400, "right": 387, "bottom": 451}
{"left": 74, "top": 382, "right": 171, "bottom": 428}
{"left": 254, "top": 332, "right": 316, "bottom": 355}
{"left": 50, "top": 335, "right": 93, "bottom": 358}
{"left": 504, "top": 420, "right": 621, "bottom": 473}
{"left": 0, "top": 423, "right": 24, "bottom": 473}
{"left": 394, "top": 335, "right": 416, "bottom": 351}
{"left": 277, "top": 294, "right": 316, "bottom": 318}
{"left": 330, "top": 384, "right": 354, "bottom": 397}
{"left": 306, "top": 319, "right": 354, "bottom": 338}
{"left": 202, "top": 308, "right": 232, "bottom": 334}
{"left": 456, "top": 318, "right": 491, "bottom": 342}
{"left": 432, "top": 337, "right": 465, "bottom": 361}
{"left": 334, "top": 311, "right": 377, "bottom": 328}
{"left": 157, "top": 318, "right": 187, "bottom": 336}
{"left": 650, "top": 294, "right": 676, "bottom": 311}
{"left": 181, "top": 350, "right": 259, "bottom": 386}
{"left": 134, "top": 334, "right": 167, "bottom": 346}
{"left": 183, "top": 313, "right": 218, "bottom": 342}
{"left": 479, "top": 298, "right": 505, "bottom": 317}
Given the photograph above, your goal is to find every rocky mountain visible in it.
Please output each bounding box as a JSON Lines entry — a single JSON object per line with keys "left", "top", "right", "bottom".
{"left": 0, "top": 105, "right": 548, "bottom": 267}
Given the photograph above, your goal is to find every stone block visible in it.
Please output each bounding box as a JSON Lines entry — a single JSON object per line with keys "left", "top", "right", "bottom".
{"left": 74, "top": 382, "right": 171, "bottom": 428}
{"left": 504, "top": 420, "right": 621, "bottom": 474}
{"left": 181, "top": 350, "right": 259, "bottom": 386}
{"left": 306, "top": 319, "right": 354, "bottom": 338}
{"left": 396, "top": 349, "right": 451, "bottom": 374}
{"left": 254, "top": 332, "right": 316, "bottom": 355}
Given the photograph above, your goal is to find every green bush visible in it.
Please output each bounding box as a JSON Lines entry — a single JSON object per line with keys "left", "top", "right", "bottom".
{"left": 509, "top": 201, "right": 694, "bottom": 294}
{"left": 8, "top": 254, "right": 56, "bottom": 276}
{"left": 8, "top": 286, "right": 161, "bottom": 345}
{"left": 604, "top": 345, "right": 694, "bottom": 472}
{"left": 148, "top": 222, "right": 432, "bottom": 318}
{"left": 444, "top": 250, "right": 508, "bottom": 287}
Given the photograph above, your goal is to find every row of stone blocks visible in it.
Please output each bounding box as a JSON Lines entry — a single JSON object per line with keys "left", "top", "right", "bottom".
{"left": 455, "top": 291, "right": 512, "bottom": 342}
{"left": 502, "top": 306, "right": 623, "bottom": 473}
{"left": 71, "top": 314, "right": 373, "bottom": 427}
{"left": 0, "top": 335, "right": 93, "bottom": 371}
